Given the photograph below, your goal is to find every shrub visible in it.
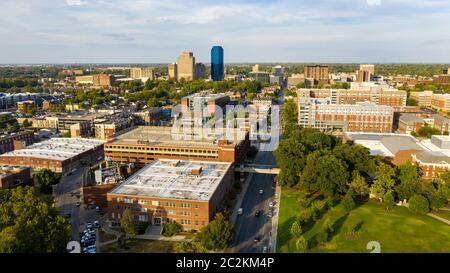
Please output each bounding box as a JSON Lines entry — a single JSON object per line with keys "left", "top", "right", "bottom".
{"left": 383, "top": 192, "right": 395, "bottom": 211}
{"left": 341, "top": 194, "right": 355, "bottom": 212}
{"left": 409, "top": 194, "right": 430, "bottom": 214}
{"left": 295, "top": 236, "right": 308, "bottom": 253}
{"left": 137, "top": 222, "right": 150, "bottom": 234}
{"left": 316, "top": 230, "right": 328, "bottom": 245}
{"left": 162, "top": 221, "right": 182, "bottom": 237}
{"left": 290, "top": 221, "right": 302, "bottom": 238}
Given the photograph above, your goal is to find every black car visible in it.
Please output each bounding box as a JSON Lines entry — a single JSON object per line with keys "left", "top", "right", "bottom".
{"left": 254, "top": 235, "right": 261, "bottom": 242}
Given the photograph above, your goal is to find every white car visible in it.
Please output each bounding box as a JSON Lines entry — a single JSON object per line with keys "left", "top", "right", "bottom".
{"left": 258, "top": 189, "right": 264, "bottom": 195}
{"left": 237, "top": 208, "right": 243, "bottom": 215}
{"left": 263, "top": 246, "right": 268, "bottom": 253}
{"left": 269, "top": 201, "right": 274, "bottom": 208}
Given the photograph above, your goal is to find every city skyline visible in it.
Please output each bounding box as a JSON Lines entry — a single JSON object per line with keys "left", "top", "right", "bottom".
{"left": 1, "top": 0, "right": 450, "bottom": 64}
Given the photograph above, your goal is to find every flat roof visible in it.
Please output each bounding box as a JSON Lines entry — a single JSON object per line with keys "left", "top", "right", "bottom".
{"left": 0, "top": 138, "right": 105, "bottom": 161}
{"left": 108, "top": 126, "right": 246, "bottom": 148}
{"left": 109, "top": 159, "right": 232, "bottom": 201}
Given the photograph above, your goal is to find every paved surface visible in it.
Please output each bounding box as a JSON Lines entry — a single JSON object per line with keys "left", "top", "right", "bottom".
{"left": 427, "top": 213, "right": 450, "bottom": 225}
{"left": 229, "top": 150, "right": 277, "bottom": 253}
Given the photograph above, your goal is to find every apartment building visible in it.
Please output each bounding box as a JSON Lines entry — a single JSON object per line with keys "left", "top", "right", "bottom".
{"left": 0, "top": 131, "right": 35, "bottom": 155}
{"left": 298, "top": 98, "right": 393, "bottom": 133}
{"left": 94, "top": 118, "right": 133, "bottom": 140}
{"left": 304, "top": 65, "right": 329, "bottom": 85}
{"left": 0, "top": 166, "right": 31, "bottom": 189}
{"left": 104, "top": 126, "right": 250, "bottom": 166}
{"left": 106, "top": 159, "right": 234, "bottom": 230}
{"left": 431, "top": 94, "right": 450, "bottom": 112}
{"left": 130, "top": 67, "right": 155, "bottom": 80}
{"left": 410, "top": 91, "right": 433, "bottom": 107}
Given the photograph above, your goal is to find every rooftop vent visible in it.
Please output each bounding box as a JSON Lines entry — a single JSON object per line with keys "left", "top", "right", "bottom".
{"left": 190, "top": 167, "right": 202, "bottom": 176}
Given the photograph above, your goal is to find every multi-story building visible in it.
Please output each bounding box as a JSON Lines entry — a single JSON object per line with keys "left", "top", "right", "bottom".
{"left": 17, "top": 100, "right": 35, "bottom": 112}
{"left": 297, "top": 84, "right": 407, "bottom": 111}
{"left": 298, "top": 98, "right": 393, "bottom": 133}
{"left": 0, "top": 93, "right": 44, "bottom": 109}
{"left": 30, "top": 116, "right": 59, "bottom": 129}
{"left": 104, "top": 126, "right": 250, "bottom": 166}
{"left": 431, "top": 94, "right": 450, "bottom": 112}
{"left": 0, "top": 166, "right": 31, "bottom": 189}
{"left": 287, "top": 74, "right": 305, "bottom": 87}
{"left": 70, "top": 121, "right": 91, "bottom": 138}
{"left": 410, "top": 91, "right": 433, "bottom": 107}
{"left": 177, "top": 51, "right": 195, "bottom": 81}
{"left": 0, "top": 138, "right": 105, "bottom": 173}
{"left": 304, "top": 65, "right": 329, "bottom": 85}
{"left": 249, "top": 71, "right": 270, "bottom": 84}
{"left": 434, "top": 68, "right": 450, "bottom": 85}
{"left": 106, "top": 159, "right": 234, "bottom": 230}
{"left": 130, "top": 67, "right": 155, "bottom": 80}
{"left": 211, "top": 46, "right": 224, "bottom": 81}
{"left": 0, "top": 131, "right": 35, "bottom": 155}
{"left": 94, "top": 118, "right": 133, "bottom": 140}
{"left": 75, "top": 75, "right": 94, "bottom": 84}
{"left": 356, "top": 64, "right": 375, "bottom": 82}
{"left": 168, "top": 63, "right": 178, "bottom": 80}
{"left": 397, "top": 113, "right": 450, "bottom": 134}
{"left": 132, "top": 108, "right": 164, "bottom": 125}
{"left": 61, "top": 69, "right": 84, "bottom": 76}
{"left": 93, "top": 74, "right": 115, "bottom": 88}
{"left": 194, "top": 63, "right": 206, "bottom": 80}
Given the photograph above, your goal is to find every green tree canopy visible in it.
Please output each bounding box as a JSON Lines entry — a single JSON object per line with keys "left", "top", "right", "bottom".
{"left": 370, "top": 163, "right": 395, "bottom": 199}
{"left": 120, "top": 208, "right": 138, "bottom": 238}
{"left": 195, "top": 213, "right": 234, "bottom": 251}
{"left": 33, "top": 169, "right": 61, "bottom": 194}
{"left": 0, "top": 187, "right": 70, "bottom": 253}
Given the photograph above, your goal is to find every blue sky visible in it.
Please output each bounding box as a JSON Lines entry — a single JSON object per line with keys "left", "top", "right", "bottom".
{"left": 0, "top": 0, "right": 450, "bottom": 63}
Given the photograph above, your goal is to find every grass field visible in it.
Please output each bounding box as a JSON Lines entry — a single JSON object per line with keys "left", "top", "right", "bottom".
{"left": 277, "top": 189, "right": 450, "bottom": 253}
{"left": 101, "top": 239, "right": 174, "bottom": 253}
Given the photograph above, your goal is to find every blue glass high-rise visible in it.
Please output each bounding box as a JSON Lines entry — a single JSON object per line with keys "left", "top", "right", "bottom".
{"left": 211, "top": 46, "right": 224, "bottom": 81}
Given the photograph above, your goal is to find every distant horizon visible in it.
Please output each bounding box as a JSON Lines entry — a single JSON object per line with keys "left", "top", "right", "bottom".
{"left": 1, "top": 1, "right": 450, "bottom": 63}
{"left": 1, "top": 62, "right": 450, "bottom": 66}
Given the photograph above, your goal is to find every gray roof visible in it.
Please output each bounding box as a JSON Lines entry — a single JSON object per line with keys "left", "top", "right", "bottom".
{"left": 432, "top": 114, "right": 450, "bottom": 124}
{"left": 380, "top": 135, "right": 423, "bottom": 155}
{"left": 399, "top": 113, "right": 424, "bottom": 124}
{"left": 414, "top": 151, "right": 450, "bottom": 164}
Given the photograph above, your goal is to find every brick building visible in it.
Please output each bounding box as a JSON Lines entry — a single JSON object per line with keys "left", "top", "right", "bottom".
{"left": 304, "top": 65, "right": 329, "bottom": 85}
{"left": 0, "top": 131, "right": 34, "bottom": 155}
{"left": 104, "top": 126, "right": 250, "bottom": 166}
{"left": 0, "top": 138, "right": 105, "bottom": 173}
{"left": 107, "top": 159, "right": 234, "bottom": 230}
{"left": 0, "top": 166, "right": 31, "bottom": 189}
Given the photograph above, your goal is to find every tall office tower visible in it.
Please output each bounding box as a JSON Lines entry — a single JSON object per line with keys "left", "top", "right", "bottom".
{"left": 130, "top": 67, "right": 155, "bottom": 80}
{"left": 252, "top": 64, "right": 260, "bottom": 73}
{"left": 168, "top": 63, "right": 178, "bottom": 80}
{"left": 356, "top": 64, "right": 375, "bottom": 82}
{"left": 304, "top": 65, "right": 329, "bottom": 85}
{"left": 195, "top": 63, "right": 206, "bottom": 79}
{"left": 211, "top": 46, "right": 224, "bottom": 81}
{"left": 271, "top": 65, "right": 284, "bottom": 77}
{"left": 177, "top": 51, "right": 195, "bottom": 81}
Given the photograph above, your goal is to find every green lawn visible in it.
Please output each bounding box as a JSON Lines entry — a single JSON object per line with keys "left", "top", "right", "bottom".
{"left": 277, "top": 189, "right": 450, "bottom": 253}
{"left": 101, "top": 239, "right": 174, "bottom": 253}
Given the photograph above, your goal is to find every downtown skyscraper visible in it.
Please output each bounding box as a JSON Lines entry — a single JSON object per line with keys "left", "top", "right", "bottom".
{"left": 211, "top": 46, "right": 224, "bottom": 81}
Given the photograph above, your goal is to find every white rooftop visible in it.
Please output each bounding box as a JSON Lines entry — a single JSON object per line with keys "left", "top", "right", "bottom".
{"left": 0, "top": 138, "right": 105, "bottom": 161}
{"left": 110, "top": 159, "right": 232, "bottom": 201}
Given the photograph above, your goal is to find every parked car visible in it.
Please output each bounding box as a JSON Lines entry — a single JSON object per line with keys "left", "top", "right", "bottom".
{"left": 269, "top": 201, "right": 274, "bottom": 208}
{"left": 94, "top": 221, "right": 100, "bottom": 229}
{"left": 259, "top": 189, "right": 264, "bottom": 195}
{"left": 263, "top": 246, "right": 268, "bottom": 253}
{"left": 237, "top": 208, "right": 243, "bottom": 215}
{"left": 76, "top": 202, "right": 81, "bottom": 207}
{"left": 254, "top": 235, "right": 261, "bottom": 242}
{"left": 255, "top": 211, "right": 260, "bottom": 217}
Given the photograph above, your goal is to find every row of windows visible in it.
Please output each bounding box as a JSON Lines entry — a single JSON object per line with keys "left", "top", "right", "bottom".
{"left": 116, "top": 198, "right": 197, "bottom": 209}
{"left": 107, "top": 145, "right": 217, "bottom": 154}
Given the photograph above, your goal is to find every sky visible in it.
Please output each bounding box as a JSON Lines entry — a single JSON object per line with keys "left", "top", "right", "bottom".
{"left": 0, "top": 0, "right": 450, "bottom": 64}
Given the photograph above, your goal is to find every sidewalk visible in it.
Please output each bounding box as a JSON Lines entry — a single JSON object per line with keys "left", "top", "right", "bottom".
{"left": 229, "top": 172, "right": 254, "bottom": 225}
{"left": 427, "top": 213, "right": 450, "bottom": 225}
{"left": 269, "top": 185, "right": 281, "bottom": 253}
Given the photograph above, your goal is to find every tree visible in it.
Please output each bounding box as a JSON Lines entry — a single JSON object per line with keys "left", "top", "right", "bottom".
{"left": 417, "top": 126, "right": 441, "bottom": 138}
{"left": 322, "top": 218, "right": 334, "bottom": 234}
{"left": 333, "top": 144, "right": 376, "bottom": 175}
{"left": 280, "top": 99, "right": 298, "bottom": 136}
{"left": 408, "top": 194, "right": 430, "bottom": 214}
{"left": 316, "top": 230, "right": 328, "bottom": 245}
{"left": 370, "top": 163, "right": 395, "bottom": 200}
{"left": 195, "top": 213, "right": 234, "bottom": 251}
{"left": 300, "top": 152, "right": 349, "bottom": 197}
{"left": 162, "top": 221, "right": 182, "bottom": 237}
{"left": 33, "top": 169, "right": 61, "bottom": 194}
{"left": 289, "top": 221, "right": 302, "bottom": 238}
{"left": 395, "top": 163, "right": 421, "bottom": 200}
{"left": 0, "top": 187, "right": 70, "bottom": 253}
{"left": 120, "top": 208, "right": 138, "bottom": 238}
{"left": 173, "top": 241, "right": 207, "bottom": 253}
{"left": 383, "top": 192, "right": 395, "bottom": 211}
{"left": 348, "top": 171, "right": 370, "bottom": 200}
{"left": 295, "top": 236, "right": 308, "bottom": 253}
{"left": 22, "top": 119, "right": 31, "bottom": 127}
{"left": 342, "top": 194, "right": 356, "bottom": 212}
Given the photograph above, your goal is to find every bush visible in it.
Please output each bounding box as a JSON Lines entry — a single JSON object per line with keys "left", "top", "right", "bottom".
{"left": 295, "top": 236, "right": 308, "bottom": 253}
{"left": 162, "top": 221, "right": 182, "bottom": 237}
{"left": 341, "top": 194, "right": 355, "bottom": 212}
{"left": 289, "top": 221, "right": 302, "bottom": 238}
{"left": 409, "top": 194, "right": 430, "bottom": 214}
{"left": 316, "top": 230, "right": 328, "bottom": 245}
{"left": 383, "top": 192, "right": 395, "bottom": 211}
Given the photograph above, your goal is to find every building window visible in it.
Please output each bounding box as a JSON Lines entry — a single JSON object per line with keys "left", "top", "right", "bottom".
{"left": 124, "top": 198, "right": 133, "bottom": 204}
{"left": 138, "top": 215, "right": 148, "bottom": 222}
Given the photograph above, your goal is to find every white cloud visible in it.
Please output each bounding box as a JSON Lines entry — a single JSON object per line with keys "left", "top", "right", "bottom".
{"left": 66, "top": 0, "right": 83, "bottom": 6}
{"left": 367, "top": 0, "right": 381, "bottom": 6}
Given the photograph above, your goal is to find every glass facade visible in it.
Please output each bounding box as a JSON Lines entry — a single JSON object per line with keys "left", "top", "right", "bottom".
{"left": 211, "top": 46, "right": 224, "bottom": 81}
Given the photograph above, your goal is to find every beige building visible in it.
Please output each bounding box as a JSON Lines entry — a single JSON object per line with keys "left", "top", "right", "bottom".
{"left": 31, "top": 117, "right": 59, "bottom": 129}
{"left": 168, "top": 63, "right": 178, "bottom": 80}
{"left": 75, "top": 75, "right": 94, "bottom": 84}
{"left": 410, "top": 91, "right": 433, "bottom": 107}
{"left": 130, "top": 67, "right": 155, "bottom": 80}
{"left": 356, "top": 64, "right": 375, "bottom": 82}
{"left": 177, "top": 51, "right": 195, "bottom": 81}
{"left": 431, "top": 94, "right": 450, "bottom": 112}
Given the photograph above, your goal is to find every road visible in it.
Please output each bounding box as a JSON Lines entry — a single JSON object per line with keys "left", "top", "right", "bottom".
{"left": 230, "top": 150, "right": 277, "bottom": 253}
{"left": 54, "top": 167, "right": 85, "bottom": 240}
